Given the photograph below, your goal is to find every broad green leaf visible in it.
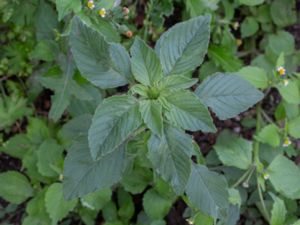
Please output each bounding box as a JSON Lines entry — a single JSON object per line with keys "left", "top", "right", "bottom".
{"left": 268, "top": 155, "right": 300, "bottom": 199}
{"left": 121, "top": 166, "right": 153, "bottom": 194}
{"left": 288, "top": 116, "right": 300, "bottom": 138}
{"left": 214, "top": 130, "right": 252, "bottom": 170}
{"left": 158, "top": 75, "right": 198, "bottom": 90}
{"left": 23, "top": 189, "right": 51, "bottom": 225}
{"left": 117, "top": 188, "right": 135, "bottom": 221}
{"left": 255, "top": 124, "right": 280, "bottom": 147}
{"left": 195, "top": 73, "right": 264, "bottom": 120}
{"left": 238, "top": 0, "right": 264, "bottom": 6}
{"left": 45, "top": 183, "right": 77, "bottom": 225}
{"left": 26, "top": 118, "right": 52, "bottom": 145}
{"left": 139, "top": 100, "right": 163, "bottom": 137}
{"left": 208, "top": 45, "right": 243, "bottom": 72}
{"left": 241, "top": 17, "right": 259, "bottom": 38}
{"left": 30, "top": 40, "right": 58, "bottom": 62}
{"left": 88, "top": 95, "right": 142, "bottom": 159}
{"left": 193, "top": 211, "right": 214, "bottom": 225}
{"left": 186, "top": 0, "right": 219, "bottom": 17}
{"left": 0, "top": 134, "right": 30, "bottom": 159}
{"left": 291, "top": 220, "right": 300, "bottom": 225}
{"left": 70, "top": 17, "right": 129, "bottom": 88}
{"left": 186, "top": 164, "right": 229, "bottom": 219}
{"left": 56, "top": 0, "right": 81, "bottom": 21}
{"left": 155, "top": 15, "right": 211, "bottom": 76}
{"left": 270, "top": 194, "right": 287, "bottom": 225}
{"left": 63, "top": 137, "right": 126, "bottom": 199}
{"left": 0, "top": 171, "right": 33, "bottom": 204}
{"left": 148, "top": 125, "right": 193, "bottom": 194}
{"left": 276, "top": 81, "right": 300, "bottom": 104}
{"left": 81, "top": 189, "right": 112, "bottom": 211}
{"left": 131, "top": 37, "right": 163, "bottom": 86}
{"left": 266, "top": 31, "right": 295, "bottom": 58}
{"left": 270, "top": 0, "right": 297, "bottom": 27}
{"left": 37, "top": 139, "right": 63, "bottom": 177}
{"left": 143, "top": 189, "right": 173, "bottom": 220}
{"left": 163, "top": 90, "right": 216, "bottom": 132}
{"left": 237, "top": 66, "right": 268, "bottom": 89}
{"left": 38, "top": 54, "right": 92, "bottom": 121}
{"left": 35, "top": 0, "right": 59, "bottom": 40}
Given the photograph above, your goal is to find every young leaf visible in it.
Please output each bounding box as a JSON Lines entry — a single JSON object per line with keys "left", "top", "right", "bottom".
{"left": 55, "top": 0, "right": 81, "bottom": 21}
{"left": 37, "top": 139, "right": 63, "bottom": 177}
{"left": 70, "top": 17, "right": 129, "bottom": 88}
{"left": 155, "top": 15, "right": 211, "bottom": 76}
{"left": 88, "top": 95, "right": 142, "bottom": 159}
{"left": 237, "top": 66, "right": 268, "bottom": 89}
{"left": 0, "top": 171, "right": 33, "bottom": 204}
{"left": 186, "top": 164, "right": 229, "bottom": 219}
{"left": 143, "top": 188, "right": 173, "bottom": 220}
{"left": 255, "top": 124, "right": 280, "bottom": 147}
{"left": 268, "top": 155, "right": 300, "bottom": 199}
{"left": 158, "top": 75, "right": 198, "bottom": 90}
{"left": 139, "top": 100, "right": 163, "bottom": 137}
{"left": 270, "top": 194, "right": 287, "bottom": 225}
{"left": 37, "top": 54, "right": 92, "bottom": 121}
{"left": 45, "top": 183, "right": 77, "bottom": 224}
{"left": 63, "top": 137, "right": 126, "bottom": 199}
{"left": 131, "top": 37, "right": 163, "bottom": 86}
{"left": 163, "top": 90, "right": 216, "bottom": 132}
{"left": 148, "top": 125, "right": 193, "bottom": 194}
{"left": 214, "top": 130, "right": 252, "bottom": 170}
{"left": 276, "top": 81, "right": 300, "bottom": 104}
{"left": 195, "top": 73, "right": 264, "bottom": 120}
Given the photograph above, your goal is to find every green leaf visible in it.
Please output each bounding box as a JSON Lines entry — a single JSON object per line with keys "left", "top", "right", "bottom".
{"left": 139, "top": 100, "right": 163, "bottom": 137}
{"left": 70, "top": 17, "right": 129, "bottom": 88}
{"left": 228, "top": 188, "right": 241, "bottom": 206}
{"left": 88, "top": 95, "right": 142, "bottom": 159}
{"left": 186, "top": 0, "right": 220, "bottom": 17}
{"left": 81, "top": 189, "right": 112, "bottom": 211}
{"left": 241, "top": 17, "right": 259, "bottom": 38}
{"left": 214, "top": 130, "right": 252, "bottom": 170}
{"left": 255, "top": 124, "right": 280, "bottom": 147}
{"left": 186, "top": 164, "right": 229, "bottom": 219}
{"left": 30, "top": 40, "right": 58, "bottom": 62}
{"left": 117, "top": 188, "right": 135, "bottom": 221}
{"left": 0, "top": 134, "right": 30, "bottom": 159}
{"left": 37, "top": 139, "right": 63, "bottom": 177}
{"left": 23, "top": 189, "right": 51, "bottom": 225}
{"left": 208, "top": 45, "right": 243, "bottom": 72}
{"left": 143, "top": 189, "right": 173, "bottom": 220}
{"left": 45, "top": 183, "right": 77, "bottom": 225}
{"left": 131, "top": 37, "right": 163, "bottom": 86}
{"left": 237, "top": 66, "right": 268, "bottom": 89}
{"left": 238, "top": 0, "right": 264, "bottom": 6}
{"left": 288, "top": 116, "right": 300, "bottom": 138}
{"left": 55, "top": 0, "right": 81, "bottom": 21}
{"left": 35, "top": 0, "right": 59, "bottom": 40}
{"left": 266, "top": 31, "right": 295, "bottom": 58}
{"left": 270, "top": 0, "right": 297, "bottom": 27}
{"left": 158, "top": 75, "right": 198, "bottom": 90}
{"left": 270, "top": 194, "right": 287, "bottom": 225}
{"left": 63, "top": 137, "right": 126, "bottom": 199}
{"left": 163, "top": 90, "right": 216, "bottom": 132}
{"left": 195, "top": 73, "right": 264, "bottom": 120}
{"left": 155, "top": 15, "right": 211, "bottom": 76}
{"left": 268, "top": 155, "right": 300, "bottom": 199}
{"left": 276, "top": 81, "right": 300, "bottom": 104}
{"left": 0, "top": 171, "right": 33, "bottom": 204}
{"left": 148, "top": 125, "right": 193, "bottom": 194}
{"left": 38, "top": 55, "right": 92, "bottom": 121}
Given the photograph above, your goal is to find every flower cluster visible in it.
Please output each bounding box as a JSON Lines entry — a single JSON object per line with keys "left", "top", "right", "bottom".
{"left": 86, "top": 0, "right": 106, "bottom": 18}
{"left": 277, "top": 66, "right": 289, "bottom": 86}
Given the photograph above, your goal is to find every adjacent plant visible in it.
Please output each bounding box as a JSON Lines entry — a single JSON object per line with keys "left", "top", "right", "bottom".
{"left": 63, "top": 15, "right": 263, "bottom": 222}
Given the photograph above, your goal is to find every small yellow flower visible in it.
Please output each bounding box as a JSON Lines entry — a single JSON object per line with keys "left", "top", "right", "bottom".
{"left": 262, "top": 172, "right": 270, "bottom": 180}
{"left": 283, "top": 137, "right": 291, "bottom": 147}
{"left": 233, "top": 21, "right": 239, "bottom": 30}
{"left": 283, "top": 79, "right": 289, "bottom": 86}
{"left": 87, "top": 0, "right": 95, "bottom": 9}
{"left": 277, "top": 66, "right": 286, "bottom": 76}
{"left": 236, "top": 38, "right": 242, "bottom": 47}
{"left": 98, "top": 8, "right": 106, "bottom": 17}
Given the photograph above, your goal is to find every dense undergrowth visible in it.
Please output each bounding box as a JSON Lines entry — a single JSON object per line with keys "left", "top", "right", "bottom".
{"left": 0, "top": 0, "right": 300, "bottom": 225}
